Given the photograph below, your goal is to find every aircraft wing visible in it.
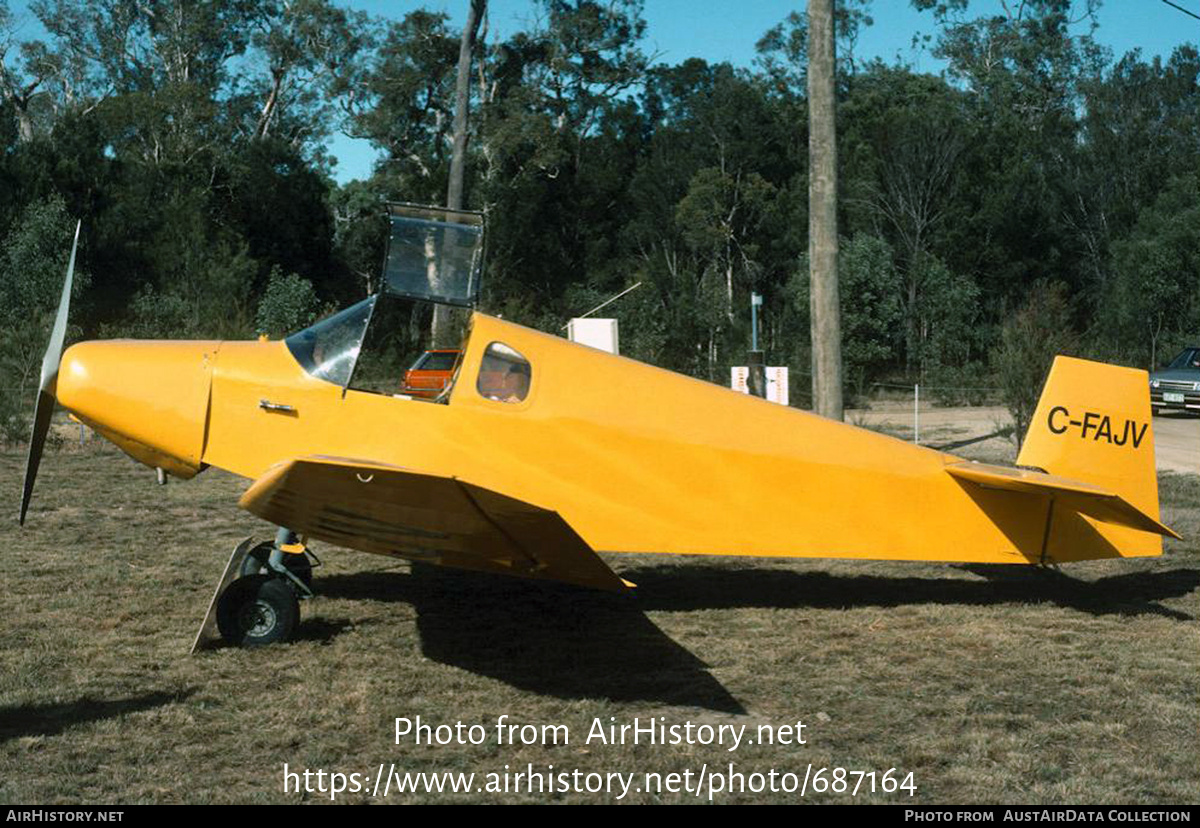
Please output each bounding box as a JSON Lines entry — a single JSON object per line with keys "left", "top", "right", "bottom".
{"left": 945, "top": 461, "right": 1179, "bottom": 538}
{"left": 238, "top": 456, "right": 631, "bottom": 592}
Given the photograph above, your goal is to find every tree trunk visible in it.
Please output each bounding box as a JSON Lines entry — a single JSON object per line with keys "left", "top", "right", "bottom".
{"left": 254, "top": 69, "right": 285, "bottom": 140}
{"left": 5, "top": 86, "right": 37, "bottom": 143}
{"left": 15, "top": 105, "right": 33, "bottom": 143}
{"left": 807, "top": 0, "right": 842, "bottom": 420}
{"left": 433, "top": 0, "right": 486, "bottom": 346}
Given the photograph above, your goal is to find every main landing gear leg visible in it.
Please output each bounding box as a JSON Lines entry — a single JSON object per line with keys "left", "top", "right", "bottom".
{"left": 242, "top": 528, "right": 315, "bottom": 594}
{"left": 190, "top": 529, "right": 318, "bottom": 652}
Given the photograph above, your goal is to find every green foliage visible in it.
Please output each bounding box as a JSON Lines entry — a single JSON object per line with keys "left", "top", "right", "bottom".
{"left": 0, "top": 194, "right": 85, "bottom": 412}
{"left": 255, "top": 267, "right": 320, "bottom": 339}
{"left": 908, "top": 253, "right": 982, "bottom": 375}
{"left": 0, "top": 386, "right": 28, "bottom": 445}
{"left": 612, "top": 281, "right": 670, "bottom": 368}
{"left": 993, "top": 282, "right": 1078, "bottom": 447}
{"left": 349, "top": 8, "right": 458, "bottom": 193}
{"left": 674, "top": 166, "right": 776, "bottom": 371}
{"left": 754, "top": 0, "right": 874, "bottom": 90}
{"left": 126, "top": 286, "right": 194, "bottom": 340}
{"left": 838, "top": 235, "right": 904, "bottom": 374}
{"left": 1102, "top": 174, "right": 1200, "bottom": 368}
{"left": 0, "top": 194, "right": 82, "bottom": 322}
{"left": 138, "top": 229, "right": 258, "bottom": 339}
{"left": 792, "top": 234, "right": 903, "bottom": 401}
{"left": 923, "top": 362, "right": 995, "bottom": 407}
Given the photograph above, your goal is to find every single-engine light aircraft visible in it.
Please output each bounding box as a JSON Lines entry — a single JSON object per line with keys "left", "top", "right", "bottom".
{"left": 19, "top": 206, "right": 1180, "bottom": 648}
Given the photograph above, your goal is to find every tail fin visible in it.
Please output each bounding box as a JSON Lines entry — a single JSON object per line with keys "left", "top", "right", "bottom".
{"left": 1017, "top": 355, "right": 1165, "bottom": 544}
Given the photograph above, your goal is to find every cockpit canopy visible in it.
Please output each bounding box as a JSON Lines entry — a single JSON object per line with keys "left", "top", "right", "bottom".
{"left": 284, "top": 298, "right": 535, "bottom": 408}
{"left": 382, "top": 203, "right": 484, "bottom": 308}
{"left": 284, "top": 202, "right": 493, "bottom": 402}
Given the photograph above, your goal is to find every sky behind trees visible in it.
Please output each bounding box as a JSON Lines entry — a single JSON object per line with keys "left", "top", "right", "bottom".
{"left": 4, "top": 1, "right": 1196, "bottom": 182}
{"left": 321, "top": 0, "right": 1199, "bottom": 182}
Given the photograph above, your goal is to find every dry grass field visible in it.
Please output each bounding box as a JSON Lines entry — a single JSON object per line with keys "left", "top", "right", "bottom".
{"left": 1, "top": 423, "right": 1197, "bottom": 804}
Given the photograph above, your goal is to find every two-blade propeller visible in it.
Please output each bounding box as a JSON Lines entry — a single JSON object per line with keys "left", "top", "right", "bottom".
{"left": 19, "top": 220, "right": 81, "bottom": 526}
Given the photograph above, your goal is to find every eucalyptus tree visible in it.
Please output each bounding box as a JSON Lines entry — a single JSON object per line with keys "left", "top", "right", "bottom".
{"left": 436, "top": 0, "right": 486, "bottom": 346}
{"left": 243, "top": 0, "right": 371, "bottom": 146}
{"left": 1072, "top": 45, "right": 1200, "bottom": 309}
{"left": 1104, "top": 174, "right": 1200, "bottom": 369}
{"left": 4, "top": 0, "right": 361, "bottom": 338}
{"left": 910, "top": 0, "right": 1106, "bottom": 309}
{"left": 474, "top": 1, "right": 649, "bottom": 321}
{"left": 346, "top": 9, "right": 458, "bottom": 202}
{"left": 0, "top": 0, "right": 58, "bottom": 143}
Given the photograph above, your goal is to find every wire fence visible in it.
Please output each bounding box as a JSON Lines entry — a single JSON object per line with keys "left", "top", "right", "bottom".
{"left": 775, "top": 379, "right": 1008, "bottom": 446}
{"left": 868, "top": 381, "right": 1002, "bottom": 393}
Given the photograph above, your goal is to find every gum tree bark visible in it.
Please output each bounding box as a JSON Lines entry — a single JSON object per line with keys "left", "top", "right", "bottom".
{"left": 433, "top": 0, "right": 486, "bottom": 346}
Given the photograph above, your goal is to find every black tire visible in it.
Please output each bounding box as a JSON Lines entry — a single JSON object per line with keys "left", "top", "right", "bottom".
{"left": 216, "top": 575, "right": 300, "bottom": 647}
{"left": 240, "top": 542, "right": 313, "bottom": 589}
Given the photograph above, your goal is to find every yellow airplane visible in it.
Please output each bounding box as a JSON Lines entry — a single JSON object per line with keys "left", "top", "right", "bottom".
{"left": 19, "top": 206, "right": 1179, "bottom": 648}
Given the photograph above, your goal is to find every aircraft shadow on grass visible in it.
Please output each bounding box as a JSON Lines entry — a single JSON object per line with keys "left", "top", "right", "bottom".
{"left": 315, "top": 562, "right": 1197, "bottom": 708}
{"left": 317, "top": 565, "right": 745, "bottom": 714}
{"left": 0, "top": 689, "right": 195, "bottom": 743}
{"left": 618, "top": 564, "right": 1200, "bottom": 621}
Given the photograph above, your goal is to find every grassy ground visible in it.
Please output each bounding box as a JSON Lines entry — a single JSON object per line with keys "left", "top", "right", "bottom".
{"left": 0, "top": 427, "right": 1197, "bottom": 804}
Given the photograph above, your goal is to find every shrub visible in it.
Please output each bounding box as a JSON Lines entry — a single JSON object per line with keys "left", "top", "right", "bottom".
{"left": 992, "top": 281, "right": 1077, "bottom": 447}
{"left": 255, "top": 268, "right": 320, "bottom": 338}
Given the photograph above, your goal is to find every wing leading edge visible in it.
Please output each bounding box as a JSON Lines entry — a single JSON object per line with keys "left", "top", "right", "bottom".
{"left": 239, "top": 456, "right": 631, "bottom": 592}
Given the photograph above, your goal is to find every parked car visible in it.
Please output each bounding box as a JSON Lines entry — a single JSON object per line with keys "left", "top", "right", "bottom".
{"left": 401, "top": 349, "right": 461, "bottom": 399}
{"left": 1149, "top": 346, "right": 1200, "bottom": 413}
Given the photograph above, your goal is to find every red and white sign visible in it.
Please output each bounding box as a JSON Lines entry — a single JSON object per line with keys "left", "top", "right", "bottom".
{"left": 731, "top": 366, "right": 789, "bottom": 406}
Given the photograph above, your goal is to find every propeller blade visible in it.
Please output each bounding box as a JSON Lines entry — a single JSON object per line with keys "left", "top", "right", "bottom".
{"left": 19, "top": 390, "right": 57, "bottom": 526}
{"left": 19, "top": 220, "right": 81, "bottom": 526}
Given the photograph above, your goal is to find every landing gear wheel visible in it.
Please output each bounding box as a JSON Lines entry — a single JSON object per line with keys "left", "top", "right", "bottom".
{"left": 240, "top": 542, "right": 313, "bottom": 589}
{"left": 216, "top": 575, "right": 299, "bottom": 646}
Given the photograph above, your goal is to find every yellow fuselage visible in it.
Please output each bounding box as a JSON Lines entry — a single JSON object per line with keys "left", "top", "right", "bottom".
{"left": 55, "top": 312, "right": 1160, "bottom": 566}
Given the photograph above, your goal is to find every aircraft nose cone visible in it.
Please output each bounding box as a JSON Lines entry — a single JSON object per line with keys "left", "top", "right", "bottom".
{"left": 58, "top": 343, "right": 97, "bottom": 399}
{"left": 58, "top": 340, "right": 218, "bottom": 476}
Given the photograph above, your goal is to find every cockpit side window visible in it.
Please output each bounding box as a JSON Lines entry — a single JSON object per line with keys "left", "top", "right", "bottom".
{"left": 477, "top": 342, "right": 531, "bottom": 403}
{"left": 285, "top": 296, "right": 375, "bottom": 387}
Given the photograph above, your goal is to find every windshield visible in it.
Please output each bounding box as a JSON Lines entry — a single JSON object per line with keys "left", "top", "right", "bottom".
{"left": 285, "top": 296, "right": 376, "bottom": 387}
{"left": 1167, "top": 348, "right": 1200, "bottom": 370}
{"left": 416, "top": 351, "right": 460, "bottom": 372}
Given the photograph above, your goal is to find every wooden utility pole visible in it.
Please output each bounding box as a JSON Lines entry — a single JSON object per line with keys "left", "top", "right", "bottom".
{"left": 807, "top": 0, "right": 843, "bottom": 420}
{"left": 434, "top": 0, "right": 486, "bottom": 346}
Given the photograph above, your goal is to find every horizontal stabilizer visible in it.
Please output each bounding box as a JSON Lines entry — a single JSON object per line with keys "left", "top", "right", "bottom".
{"left": 239, "top": 456, "right": 630, "bottom": 592}
{"left": 946, "top": 461, "right": 1179, "bottom": 539}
